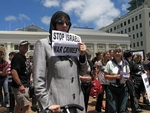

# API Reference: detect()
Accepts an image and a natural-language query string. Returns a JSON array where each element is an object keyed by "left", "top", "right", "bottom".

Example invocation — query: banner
[
  {"left": 52, "top": 30, "right": 81, "bottom": 57},
  {"left": 141, "top": 74, "right": 150, "bottom": 102}
]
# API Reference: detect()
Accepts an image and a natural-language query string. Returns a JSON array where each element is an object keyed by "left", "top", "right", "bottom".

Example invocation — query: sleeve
[
  {"left": 129, "top": 61, "right": 135, "bottom": 76},
  {"left": 33, "top": 40, "right": 52, "bottom": 110},
  {"left": 11, "top": 55, "right": 20, "bottom": 72},
  {"left": 79, "top": 55, "right": 89, "bottom": 76},
  {"left": 126, "top": 65, "right": 130, "bottom": 73},
  {"left": 104, "top": 61, "right": 111, "bottom": 73}
]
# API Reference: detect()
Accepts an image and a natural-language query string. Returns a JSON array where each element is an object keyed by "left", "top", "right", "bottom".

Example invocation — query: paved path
[{"left": 0, "top": 96, "right": 150, "bottom": 113}]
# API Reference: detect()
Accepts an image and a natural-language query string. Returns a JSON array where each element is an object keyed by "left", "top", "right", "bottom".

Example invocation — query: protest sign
[
  {"left": 52, "top": 30, "right": 82, "bottom": 57},
  {"left": 142, "top": 74, "right": 150, "bottom": 102}
]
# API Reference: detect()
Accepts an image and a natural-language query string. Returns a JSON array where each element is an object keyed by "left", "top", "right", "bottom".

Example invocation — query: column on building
[
  {"left": 106, "top": 43, "right": 109, "bottom": 51},
  {"left": 5, "top": 42, "right": 11, "bottom": 61},
  {"left": 127, "top": 44, "right": 130, "bottom": 50},
  {"left": 93, "top": 42, "right": 98, "bottom": 55}
]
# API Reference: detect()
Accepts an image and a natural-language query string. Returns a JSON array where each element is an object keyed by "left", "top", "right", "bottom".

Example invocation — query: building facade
[
  {"left": 100, "top": 0, "right": 150, "bottom": 53},
  {"left": 0, "top": 25, "right": 130, "bottom": 61}
]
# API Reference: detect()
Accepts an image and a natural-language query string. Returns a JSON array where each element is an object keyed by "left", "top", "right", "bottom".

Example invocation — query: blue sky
[{"left": 0, "top": 0, "right": 130, "bottom": 31}]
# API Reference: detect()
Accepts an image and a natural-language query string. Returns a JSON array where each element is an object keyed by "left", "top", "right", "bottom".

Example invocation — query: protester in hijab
[{"left": 33, "top": 11, "right": 88, "bottom": 113}]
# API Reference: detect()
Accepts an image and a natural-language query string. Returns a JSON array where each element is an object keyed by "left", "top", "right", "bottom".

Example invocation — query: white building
[
  {"left": 100, "top": 0, "right": 150, "bottom": 53},
  {"left": 0, "top": 25, "right": 130, "bottom": 61}
]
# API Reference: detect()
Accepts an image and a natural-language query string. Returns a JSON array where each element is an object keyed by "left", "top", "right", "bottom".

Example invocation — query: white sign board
[
  {"left": 52, "top": 30, "right": 81, "bottom": 57},
  {"left": 141, "top": 74, "right": 150, "bottom": 102}
]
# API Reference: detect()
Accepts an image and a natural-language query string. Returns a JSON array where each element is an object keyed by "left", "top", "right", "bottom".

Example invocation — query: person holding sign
[
  {"left": 104, "top": 46, "right": 130, "bottom": 113},
  {"left": 33, "top": 11, "right": 88, "bottom": 113},
  {"left": 130, "top": 53, "right": 149, "bottom": 105}
]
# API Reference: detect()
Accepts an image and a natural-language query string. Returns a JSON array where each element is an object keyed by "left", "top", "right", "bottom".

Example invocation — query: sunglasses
[{"left": 56, "top": 20, "right": 71, "bottom": 26}]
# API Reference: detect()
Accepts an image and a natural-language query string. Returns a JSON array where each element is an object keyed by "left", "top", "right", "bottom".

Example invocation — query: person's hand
[
  {"left": 80, "top": 75, "right": 92, "bottom": 82},
  {"left": 48, "top": 105, "right": 61, "bottom": 113},
  {"left": 19, "top": 85, "right": 26, "bottom": 93},
  {"left": 116, "top": 74, "right": 122, "bottom": 80},
  {"left": 144, "top": 70, "right": 148, "bottom": 75},
  {"left": 78, "top": 42, "right": 86, "bottom": 56}
]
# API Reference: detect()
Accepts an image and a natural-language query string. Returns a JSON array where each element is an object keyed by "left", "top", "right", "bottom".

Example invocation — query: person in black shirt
[
  {"left": 11, "top": 40, "right": 31, "bottom": 113},
  {"left": 124, "top": 50, "right": 142, "bottom": 113},
  {"left": 130, "top": 53, "right": 149, "bottom": 107}
]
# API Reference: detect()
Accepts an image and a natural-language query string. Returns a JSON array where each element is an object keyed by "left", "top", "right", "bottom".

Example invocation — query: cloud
[
  {"left": 62, "top": 1, "right": 84, "bottom": 13},
  {"left": 41, "top": 0, "right": 131, "bottom": 29},
  {"left": 18, "top": 14, "right": 30, "bottom": 21},
  {"left": 5, "top": 16, "right": 17, "bottom": 21},
  {"left": 41, "top": 16, "right": 51, "bottom": 25},
  {"left": 41, "top": 0, "right": 59, "bottom": 7},
  {"left": 121, "top": 0, "right": 130, "bottom": 12},
  {"left": 122, "top": 4, "right": 129, "bottom": 11},
  {"left": 5, "top": 14, "right": 30, "bottom": 22},
  {"left": 61, "top": 0, "right": 120, "bottom": 29}
]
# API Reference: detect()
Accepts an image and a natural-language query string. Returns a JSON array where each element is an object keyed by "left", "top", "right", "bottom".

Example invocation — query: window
[
  {"left": 14, "top": 45, "right": 19, "bottom": 50},
  {"left": 133, "top": 34, "right": 135, "bottom": 39},
  {"left": 132, "top": 18, "right": 134, "bottom": 22},
  {"left": 137, "top": 42, "right": 139, "bottom": 47},
  {"left": 114, "top": 26, "right": 116, "bottom": 30},
  {"left": 124, "top": 21, "right": 126, "bottom": 26},
  {"left": 120, "top": 23, "right": 123, "bottom": 27},
  {"left": 139, "top": 23, "right": 142, "bottom": 28},
  {"left": 109, "top": 44, "right": 117, "bottom": 50},
  {"left": 121, "top": 30, "right": 123, "bottom": 34},
  {"left": 128, "top": 27, "right": 131, "bottom": 32},
  {"left": 139, "top": 14, "right": 142, "bottom": 19},
  {"left": 125, "top": 29, "right": 127, "bottom": 33},
  {"left": 141, "top": 41, "right": 143, "bottom": 46},
  {"left": 110, "top": 28, "right": 112, "bottom": 32},
  {"left": 140, "top": 32, "right": 143, "bottom": 37},
  {"left": 149, "top": 12, "right": 150, "bottom": 17},
  {"left": 136, "top": 24, "right": 138, "bottom": 29},
  {"left": 132, "top": 26, "right": 134, "bottom": 31},
  {"left": 133, "top": 43, "right": 135, "bottom": 47},
  {"left": 117, "top": 25, "right": 119, "bottom": 29},
  {"left": 85, "top": 44, "right": 93, "bottom": 51},
  {"left": 30, "top": 45, "right": 34, "bottom": 50},
  {"left": 137, "top": 33, "right": 139, "bottom": 38},
  {"left": 135, "top": 16, "right": 138, "bottom": 21},
  {"left": 128, "top": 19, "right": 130, "bottom": 24},
  {"left": 98, "top": 44, "right": 106, "bottom": 51}
]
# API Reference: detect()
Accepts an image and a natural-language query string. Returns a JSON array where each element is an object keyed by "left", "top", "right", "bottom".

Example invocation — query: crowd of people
[
  {"left": 83, "top": 47, "right": 150, "bottom": 113},
  {"left": 0, "top": 11, "right": 149, "bottom": 113}
]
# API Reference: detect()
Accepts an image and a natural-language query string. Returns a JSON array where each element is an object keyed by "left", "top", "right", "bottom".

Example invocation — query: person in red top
[
  {"left": 7, "top": 52, "right": 16, "bottom": 113},
  {"left": 0, "top": 49, "right": 9, "bottom": 107}
]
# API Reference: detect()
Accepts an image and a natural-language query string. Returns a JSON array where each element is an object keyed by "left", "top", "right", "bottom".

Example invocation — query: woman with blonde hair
[{"left": 130, "top": 53, "right": 149, "bottom": 106}]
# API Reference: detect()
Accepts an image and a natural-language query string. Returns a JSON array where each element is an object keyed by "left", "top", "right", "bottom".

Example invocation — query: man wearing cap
[{"left": 11, "top": 40, "right": 31, "bottom": 113}]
